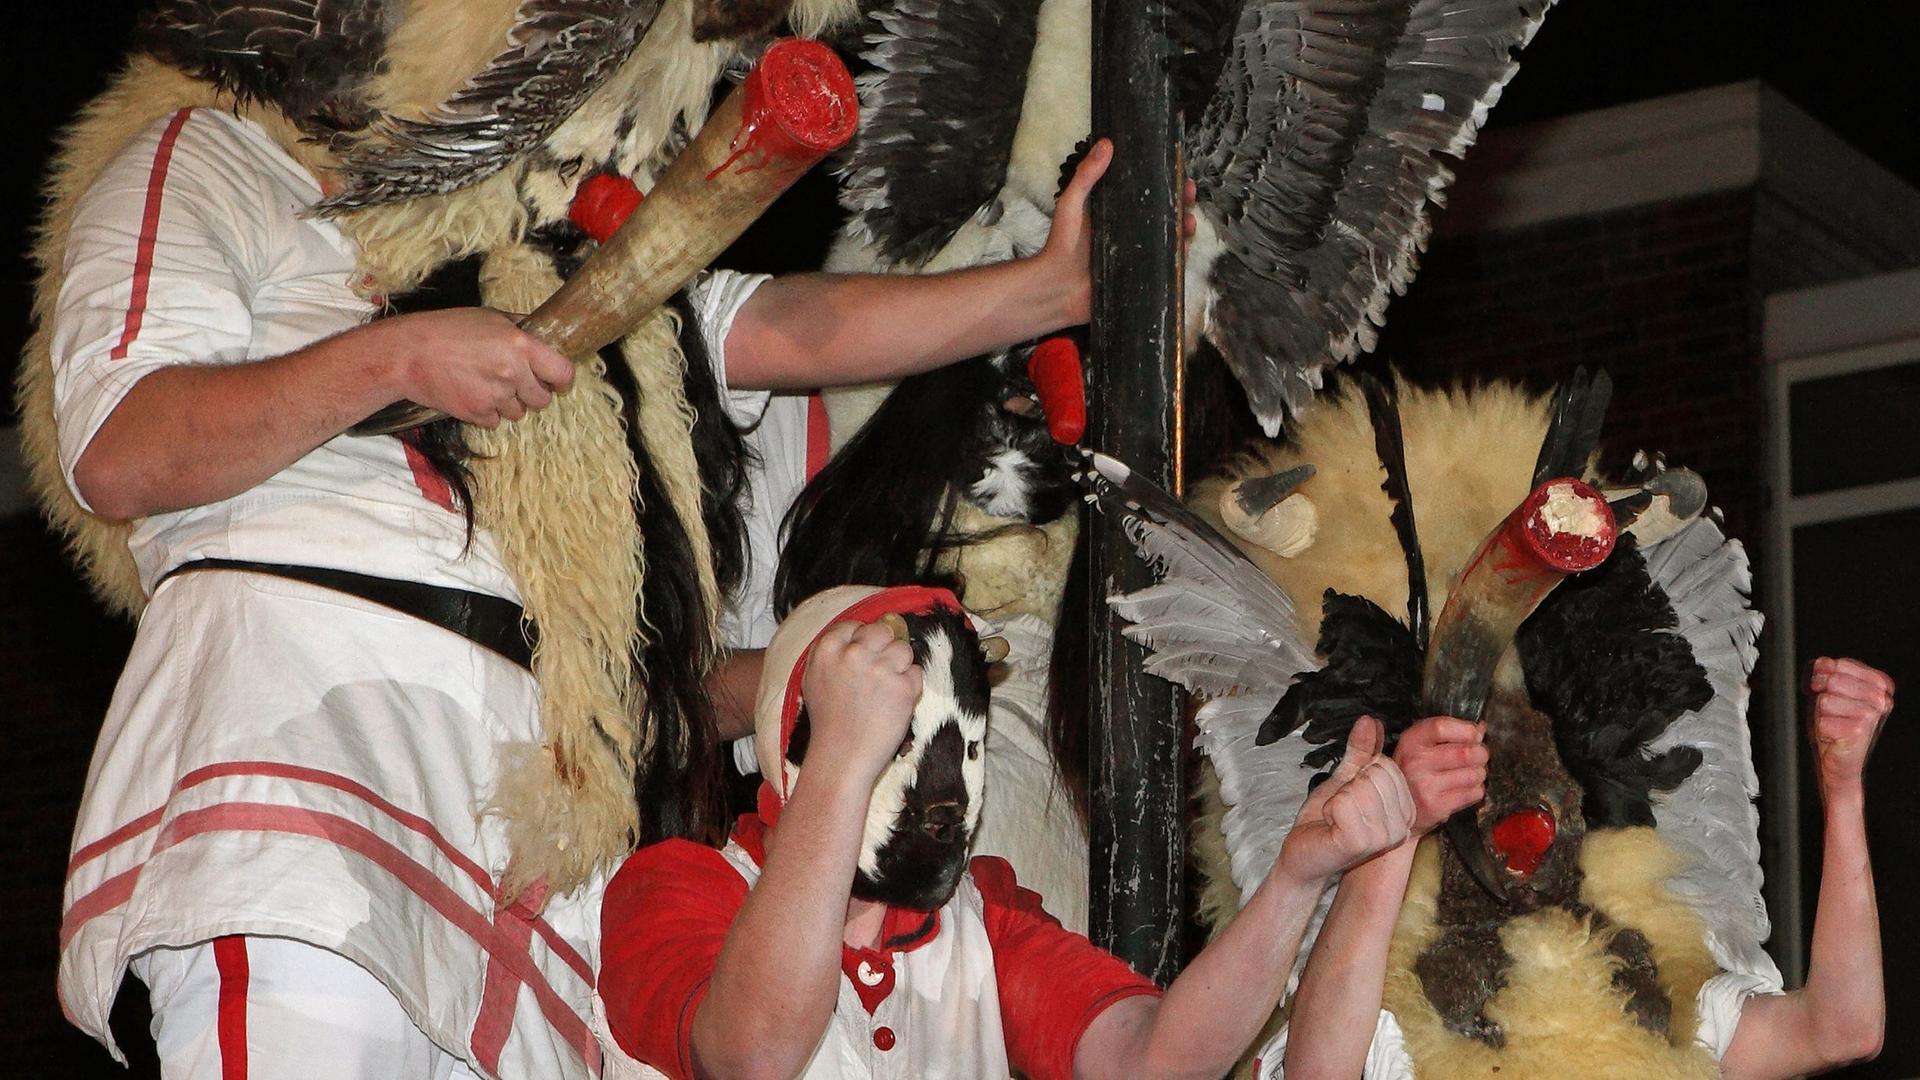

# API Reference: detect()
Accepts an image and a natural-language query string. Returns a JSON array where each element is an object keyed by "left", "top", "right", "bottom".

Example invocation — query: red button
[{"left": 873, "top": 1026, "right": 896, "bottom": 1052}]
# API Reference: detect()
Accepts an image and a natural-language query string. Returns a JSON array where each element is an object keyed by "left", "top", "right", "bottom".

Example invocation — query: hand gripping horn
[
  {"left": 1423, "top": 478, "right": 1617, "bottom": 902},
  {"left": 354, "top": 38, "right": 859, "bottom": 435}
]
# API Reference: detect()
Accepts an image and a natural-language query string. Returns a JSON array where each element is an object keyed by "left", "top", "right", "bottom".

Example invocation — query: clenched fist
[
  {"left": 800, "top": 620, "right": 924, "bottom": 784},
  {"left": 1808, "top": 657, "right": 1894, "bottom": 798},
  {"left": 1278, "top": 717, "right": 1415, "bottom": 884},
  {"left": 374, "top": 308, "right": 576, "bottom": 429}
]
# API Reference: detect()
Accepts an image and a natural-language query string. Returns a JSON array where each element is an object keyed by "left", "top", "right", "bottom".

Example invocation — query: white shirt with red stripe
[
  {"left": 52, "top": 107, "right": 764, "bottom": 1080},
  {"left": 600, "top": 816, "right": 1162, "bottom": 1080}
]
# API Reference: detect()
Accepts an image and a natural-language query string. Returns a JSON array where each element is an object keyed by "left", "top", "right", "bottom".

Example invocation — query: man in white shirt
[{"left": 49, "top": 54, "right": 1119, "bottom": 1080}]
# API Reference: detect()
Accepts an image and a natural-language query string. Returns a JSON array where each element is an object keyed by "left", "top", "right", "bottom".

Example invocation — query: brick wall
[{"left": 1374, "top": 190, "right": 1768, "bottom": 543}]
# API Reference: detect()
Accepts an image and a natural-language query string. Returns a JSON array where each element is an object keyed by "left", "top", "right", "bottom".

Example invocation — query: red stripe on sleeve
[
  {"left": 110, "top": 108, "right": 195, "bottom": 362},
  {"left": 213, "top": 935, "right": 250, "bottom": 1080},
  {"left": 400, "top": 437, "right": 458, "bottom": 511},
  {"left": 805, "top": 392, "right": 831, "bottom": 481}
]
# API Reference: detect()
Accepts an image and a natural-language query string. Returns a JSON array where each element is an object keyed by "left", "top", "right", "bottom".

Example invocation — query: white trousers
[{"left": 133, "top": 937, "right": 484, "bottom": 1080}]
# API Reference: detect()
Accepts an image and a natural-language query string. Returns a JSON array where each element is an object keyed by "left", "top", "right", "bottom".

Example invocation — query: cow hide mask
[{"left": 756, "top": 587, "right": 997, "bottom": 912}]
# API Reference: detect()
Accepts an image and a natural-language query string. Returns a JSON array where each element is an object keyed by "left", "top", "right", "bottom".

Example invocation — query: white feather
[{"left": 1642, "top": 519, "right": 1775, "bottom": 979}]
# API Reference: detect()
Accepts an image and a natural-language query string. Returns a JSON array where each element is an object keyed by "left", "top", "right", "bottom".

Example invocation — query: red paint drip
[
  {"left": 1518, "top": 477, "right": 1615, "bottom": 572},
  {"left": 712, "top": 38, "right": 857, "bottom": 180},
  {"left": 1026, "top": 336, "right": 1086, "bottom": 444},
  {"left": 1491, "top": 807, "right": 1557, "bottom": 877},
  {"left": 569, "top": 173, "right": 643, "bottom": 244}
]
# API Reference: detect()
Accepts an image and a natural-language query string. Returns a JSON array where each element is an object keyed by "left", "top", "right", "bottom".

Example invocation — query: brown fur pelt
[
  {"left": 1184, "top": 377, "right": 1724, "bottom": 1077},
  {"left": 18, "top": 0, "right": 859, "bottom": 898},
  {"left": 1384, "top": 830, "right": 1720, "bottom": 1080}
]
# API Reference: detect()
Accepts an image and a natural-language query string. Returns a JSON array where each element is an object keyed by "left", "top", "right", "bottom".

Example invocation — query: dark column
[{"left": 1084, "top": 0, "right": 1187, "bottom": 984}]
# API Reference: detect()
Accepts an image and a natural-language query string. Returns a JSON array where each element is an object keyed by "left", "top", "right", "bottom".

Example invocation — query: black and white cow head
[
  {"left": 765, "top": 591, "right": 1003, "bottom": 912},
  {"left": 955, "top": 340, "right": 1080, "bottom": 525}
]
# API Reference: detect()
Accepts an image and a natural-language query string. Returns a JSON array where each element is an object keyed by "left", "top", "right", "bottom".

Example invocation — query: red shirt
[{"left": 600, "top": 815, "right": 1160, "bottom": 1080}]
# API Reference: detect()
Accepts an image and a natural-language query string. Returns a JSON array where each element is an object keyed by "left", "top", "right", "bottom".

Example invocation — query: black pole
[{"left": 1085, "top": 0, "right": 1186, "bottom": 984}]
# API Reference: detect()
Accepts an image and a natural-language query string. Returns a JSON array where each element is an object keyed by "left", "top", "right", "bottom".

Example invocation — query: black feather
[
  {"left": 322, "top": 0, "right": 665, "bottom": 211},
  {"left": 138, "top": 0, "right": 396, "bottom": 137},
  {"left": 1185, "top": 0, "right": 1556, "bottom": 430},
  {"left": 1166, "top": 0, "right": 1240, "bottom": 123},
  {"left": 1359, "top": 374, "right": 1430, "bottom": 652},
  {"left": 1261, "top": 590, "right": 1423, "bottom": 773},
  {"left": 841, "top": 0, "right": 1043, "bottom": 265},
  {"left": 1517, "top": 537, "right": 1711, "bottom": 828},
  {"left": 1532, "top": 367, "right": 1613, "bottom": 486}
]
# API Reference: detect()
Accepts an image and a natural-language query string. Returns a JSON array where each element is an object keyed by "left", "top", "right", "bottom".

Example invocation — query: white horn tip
[{"left": 1220, "top": 486, "right": 1319, "bottom": 558}]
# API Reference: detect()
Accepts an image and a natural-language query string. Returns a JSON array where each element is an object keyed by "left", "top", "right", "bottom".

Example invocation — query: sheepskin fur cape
[
  {"left": 1189, "top": 380, "right": 1719, "bottom": 1078},
  {"left": 17, "top": 0, "right": 857, "bottom": 898}
]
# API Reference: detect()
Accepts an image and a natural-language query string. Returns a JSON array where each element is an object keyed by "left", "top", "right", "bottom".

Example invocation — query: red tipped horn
[
  {"left": 356, "top": 38, "right": 859, "bottom": 435},
  {"left": 1425, "top": 478, "right": 1615, "bottom": 902}
]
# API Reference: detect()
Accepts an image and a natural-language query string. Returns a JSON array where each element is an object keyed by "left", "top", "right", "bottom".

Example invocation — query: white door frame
[{"left": 1762, "top": 268, "right": 1920, "bottom": 986}]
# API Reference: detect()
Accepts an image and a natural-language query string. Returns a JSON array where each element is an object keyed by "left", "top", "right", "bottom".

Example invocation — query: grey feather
[
  {"left": 1640, "top": 517, "right": 1774, "bottom": 980},
  {"left": 838, "top": 0, "right": 1043, "bottom": 266},
  {"left": 1188, "top": 0, "right": 1556, "bottom": 433},
  {"left": 138, "top": 0, "right": 399, "bottom": 135},
  {"left": 1083, "top": 449, "right": 1333, "bottom": 982},
  {"left": 322, "top": 0, "right": 666, "bottom": 211}
]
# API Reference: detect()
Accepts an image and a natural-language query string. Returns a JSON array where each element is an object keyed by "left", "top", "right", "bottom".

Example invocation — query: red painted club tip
[
  {"left": 1027, "top": 336, "right": 1086, "bottom": 445},
  {"left": 1519, "top": 477, "right": 1616, "bottom": 572},
  {"left": 1490, "top": 806, "right": 1556, "bottom": 877},
  {"left": 568, "top": 172, "right": 644, "bottom": 244},
  {"left": 750, "top": 39, "right": 859, "bottom": 153}
]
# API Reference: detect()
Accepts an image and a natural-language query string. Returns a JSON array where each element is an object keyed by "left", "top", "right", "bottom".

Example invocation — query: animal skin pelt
[
  {"left": 1154, "top": 376, "right": 1759, "bottom": 1078},
  {"left": 1383, "top": 830, "right": 1720, "bottom": 1080},
  {"left": 18, "top": 0, "right": 859, "bottom": 898},
  {"left": 1188, "top": 378, "right": 1554, "bottom": 644}
]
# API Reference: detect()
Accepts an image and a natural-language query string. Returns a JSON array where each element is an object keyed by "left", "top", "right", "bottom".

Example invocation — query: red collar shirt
[{"left": 600, "top": 816, "right": 1159, "bottom": 1080}]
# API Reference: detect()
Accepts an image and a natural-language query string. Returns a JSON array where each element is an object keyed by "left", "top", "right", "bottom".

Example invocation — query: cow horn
[
  {"left": 353, "top": 38, "right": 858, "bottom": 434},
  {"left": 980, "top": 636, "right": 1010, "bottom": 665},
  {"left": 1219, "top": 465, "right": 1318, "bottom": 557},
  {"left": 1423, "top": 477, "right": 1617, "bottom": 903}
]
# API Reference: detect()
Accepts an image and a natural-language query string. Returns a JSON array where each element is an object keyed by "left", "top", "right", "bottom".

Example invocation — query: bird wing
[
  {"left": 323, "top": 0, "right": 666, "bottom": 211},
  {"left": 1083, "top": 451, "right": 1335, "bottom": 979},
  {"left": 1186, "top": 0, "right": 1555, "bottom": 433},
  {"left": 1641, "top": 517, "right": 1775, "bottom": 979},
  {"left": 1081, "top": 451, "right": 1313, "bottom": 701},
  {"left": 838, "top": 0, "right": 1046, "bottom": 268},
  {"left": 138, "top": 0, "right": 398, "bottom": 134}
]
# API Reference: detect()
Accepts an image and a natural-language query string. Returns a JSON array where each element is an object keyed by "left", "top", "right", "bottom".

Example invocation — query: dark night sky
[{"left": 1, "top": 1, "right": 1916, "bottom": 399}]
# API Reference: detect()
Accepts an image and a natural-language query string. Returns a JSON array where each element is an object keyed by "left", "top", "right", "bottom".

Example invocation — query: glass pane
[
  {"left": 1791, "top": 505, "right": 1920, "bottom": 1079},
  {"left": 1788, "top": 360, "right": 1920, "bottom": 496}
]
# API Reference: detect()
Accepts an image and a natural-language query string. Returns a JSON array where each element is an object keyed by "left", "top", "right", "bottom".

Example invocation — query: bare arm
[
  {"left": 722, "top": 140, "right": 1114, "bottom": 392},
  {"left": 709, "top": 648, "right": 765, "bottom": 743},
  {"left": 1282, "top": 717, "right": 1487, "bottom": 1079},
  {"left": 690, "top": 621, "right": 922, "bottom": 1080},
  {"left": 73, "top": 308, "right": 575, "bottom": 521},
  {"left": 1073, "top": 719, "right": 1417, "bottom": 1080},
  {"left": 1721, "top": 657, "right": 1891, "bottom": 1080}
]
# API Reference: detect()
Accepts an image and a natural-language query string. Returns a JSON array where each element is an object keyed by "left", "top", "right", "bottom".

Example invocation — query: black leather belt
[{"left": 161, "top": 558, "right": 538, "bottom": 671}]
